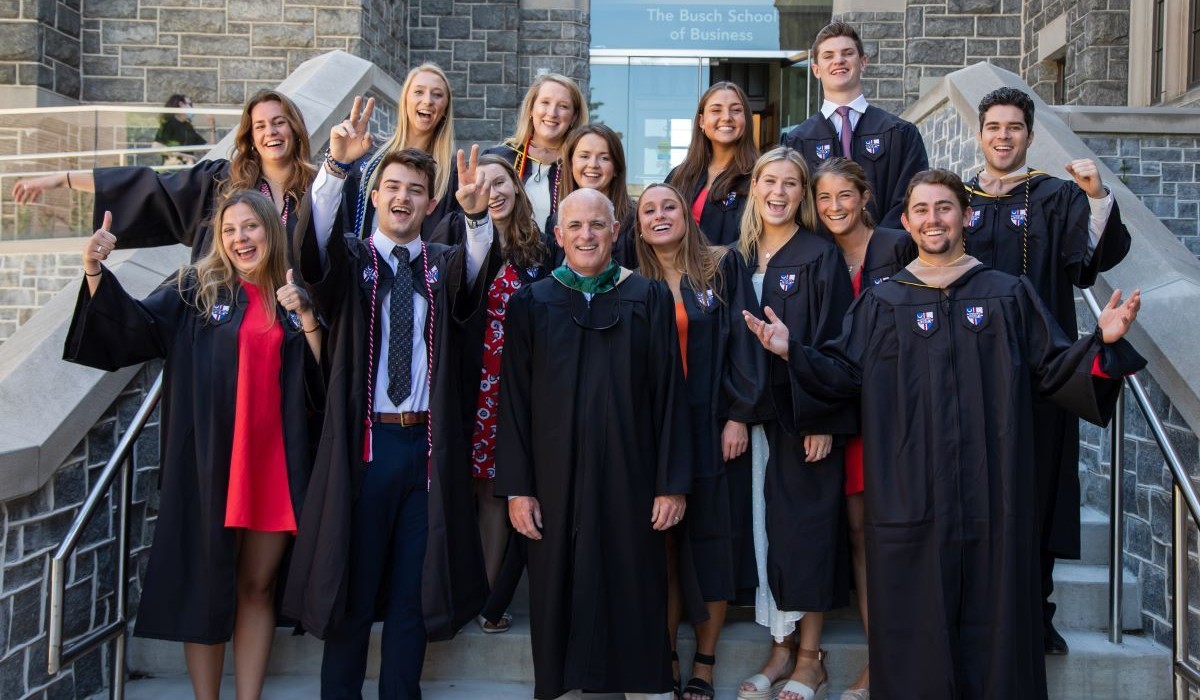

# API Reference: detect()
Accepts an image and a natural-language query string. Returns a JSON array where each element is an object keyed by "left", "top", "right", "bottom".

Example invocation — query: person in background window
[{"left": 154, "top": 93, "right": 216, "bottom": 166}]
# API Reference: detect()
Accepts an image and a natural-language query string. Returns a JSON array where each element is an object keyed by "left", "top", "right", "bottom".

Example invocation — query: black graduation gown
[
  {"left": 63, "top": 268, "right": 320, "bottom": 644},
  {"left": 89, "top": 160, "right": 322, "bottom": 283},
  {"left": 781, "top": 106, "right": 928, "bottom": 229},
  {"left": 742, "top": 229, "right": 857, "bottom": 612},
  {"left": 481, "top": 143, "right": 562, "bottom": 235},
  {"left": 280, "top": 222, "right": 489, "bottom": 640},
  {"left": 493, "top": 273, "right": 692, "bottom": 699},
  {"left": 675, "top": 252, "right": 765, "bottom": 618},
  {"left": 859, "top": 226, "right": 917, "bottom": 289},
  {"left": 782, "top": 265, "right": 1145, "bottom": 700},
  {"left": 335, "top": 148, "right": 461, "bottom": 242},
  {"left": 964, "top": 173, "right": 1131, "bottom": 558},
  {"left": 665, "top": 167, "right": 751, "bottom": 246}
]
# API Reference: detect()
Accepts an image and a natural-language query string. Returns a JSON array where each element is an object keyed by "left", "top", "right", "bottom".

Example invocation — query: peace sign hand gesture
[
  {"left": 330, "top": 95, "right": 376, "bottom": 165},
  {"left": 454, "top": 145, "right": 492, "bottom": 216}
]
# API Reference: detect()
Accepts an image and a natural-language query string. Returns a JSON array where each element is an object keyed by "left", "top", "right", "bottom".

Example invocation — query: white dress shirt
[{"left": 820, "top": 93, "right": 870, "bottom": 139}]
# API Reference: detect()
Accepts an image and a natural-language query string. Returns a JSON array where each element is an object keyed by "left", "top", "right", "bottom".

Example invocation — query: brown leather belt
[{"left": 374, "top": 411, "right": 428, "bottom": 426}]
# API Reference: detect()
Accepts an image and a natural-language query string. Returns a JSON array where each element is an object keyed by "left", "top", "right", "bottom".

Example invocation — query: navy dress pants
[{"left": 322, "top": 424, "right": 429, "bottom": 700}]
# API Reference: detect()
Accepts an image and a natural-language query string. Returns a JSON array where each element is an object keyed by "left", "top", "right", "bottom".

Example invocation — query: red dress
[
  {"left": 224, "top": 282, "right": 297, "bottom": 532},
  {"left": 674, "top": 301, "right": 689, "bottom": 377},
  {"left": 845, "top": 268, "right": 865, "bottom": 496},
  {"left": 691, "top": 187, "right": 709, "bottom": 225},
  {"left": 471, "top": 264, "right": 523, "bottom": 479}
]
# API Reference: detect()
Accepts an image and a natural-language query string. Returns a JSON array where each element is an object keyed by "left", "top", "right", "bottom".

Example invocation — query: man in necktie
[
  {"left": 781, "top": 21, "right": 928, "bottom": 229},
  {"left": 299, "top": 96, "right": 494, "bottom": 699}
]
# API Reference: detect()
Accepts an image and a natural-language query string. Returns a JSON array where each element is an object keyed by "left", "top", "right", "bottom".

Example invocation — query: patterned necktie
[
  {"left": 387, "top": 244, "right": 414, "bottom": 405},
  {"left": 836, "top": 105, "right": 853, "bottom": 157}
]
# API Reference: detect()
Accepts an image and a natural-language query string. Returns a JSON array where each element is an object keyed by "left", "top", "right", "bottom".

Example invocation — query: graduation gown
[
  {"left": 89, "top": 160, "right": 321, "bottom": 282},
  {"left": 783, "top": 265, "right": 1145, "bottom": 699},
  {"left": 280, "top": 221, "right": 489, "bottom": 640},
  {"left": 964, "top": 173, "right": 1131, "bottom": 558},
  {"left": 859, "top": 226, "right": 917, "bottom": 289},
  {"left": 742, "top": 229, "right": 857, "bottom": 612},
  {"left": 335, "top": 148, "right": 461, "bottom": 242},
  {"left": 781, "top": 106, "right": 928, "bottom": 229},
  {"left": 665, "top": 168, "right": 751, "bottom": 246},
  {"left": 493, "top": 272, "right": 692, "bottom": 699},
  {"left": 63, "top": 268, "right": 321, "bottom": 644},
  {"left": 675, "top": 252, "right": 766, "bottom": 618}
]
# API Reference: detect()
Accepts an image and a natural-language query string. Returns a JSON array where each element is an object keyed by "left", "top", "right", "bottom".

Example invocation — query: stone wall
[
  {"left": 1081, "top": 134, "right": 1200, "bottom": 255},
  {"left": 1022, "top": 0, "right": 1130, "bottom": 107},
  {"left": 76, "top": 0, "right": 395, "bottom": 107},
  {"left": 902, "top": 0, "right": 1022, "bottom": 110},
  {"left": 0, "top": 247, "right": 84, "bottom": 344},
  {"left": 0, "top": 0, "right": 82, "bottom": 100},
  {"left": 0, "top": 363, "right": 161, "bottom": 699}
]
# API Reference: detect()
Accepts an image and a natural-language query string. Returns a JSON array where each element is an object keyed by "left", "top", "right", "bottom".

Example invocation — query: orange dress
[
  {"left": 845, "top": 268, "right": 865, "bottom": 495},
  {"left": 675, "top": 301, "right": 689, "bottom": 377},
  {"left": 224, "top": 282, "right": 297, "bottom": 532}
]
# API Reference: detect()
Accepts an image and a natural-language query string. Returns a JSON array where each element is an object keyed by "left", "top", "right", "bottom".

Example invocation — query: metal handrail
[
  {"left": 1083, "top": 288, "right": 1200, "bottom": 699},
  {"left": 47, "top": 372, "right": 162, "bottom": 699}
]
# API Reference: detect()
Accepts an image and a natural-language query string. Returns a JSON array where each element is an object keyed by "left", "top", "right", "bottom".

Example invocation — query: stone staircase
[{"left": 117, "top": 506, "right": 1172, "bottom": 699}]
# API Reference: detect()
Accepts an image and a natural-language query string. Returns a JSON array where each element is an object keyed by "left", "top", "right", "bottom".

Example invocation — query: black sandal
[
  {"left": 672, "top": 649, "right": 682, "bottom": 699},
  {"left": 683, "top": 652, "right": 716, "bottom": 700}
]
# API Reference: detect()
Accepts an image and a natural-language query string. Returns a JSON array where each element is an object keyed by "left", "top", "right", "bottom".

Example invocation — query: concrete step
[
  {"left": 1079, "top": 505, "right": 1112, "bottom": 567},
  {"left": 123, "top": 624, "right": 1169, "bottom": 699},
  {"left": 1050, "top": 562, "right": 1142, "bottom": 631},
  {"left": 126, "top": 619, "right": 1166, "bottom": 696}
]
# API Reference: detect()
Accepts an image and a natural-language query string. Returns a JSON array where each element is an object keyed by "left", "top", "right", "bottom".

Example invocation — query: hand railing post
[
  {"left": 1176, "top": 484, "right": 1189, "bottom": 700},
  {"left": 1109, "top": 387, "right": 1126, "bottom": 644},
  {"left": 112, "top": 454, "right": 132, "bottom": 699}
]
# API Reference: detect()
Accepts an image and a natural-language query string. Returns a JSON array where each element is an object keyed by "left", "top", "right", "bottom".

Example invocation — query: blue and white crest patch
[
  {"left": 815, "top": 143, "right": 831, "bottom": 160},
  {"left": 965, "top": 305, "right": 984, "bottom": 326},
  {"left": 526, "top": 264, "right": 542, "bottom": 278},
  {"left": 967, "top": 209, "right": 981, "bottom": 227},
  {"left": 778, "top": 273, "right": 797, "bottom": 292},
  {"left": 362, "top": 265, "right": 377, "bottom": 284},
  {"left": 724, "top": 191, "right": 738, "bottom": 207},
  {"left": 426, "top": 265, "right": 440, "bottom": 284},
  {"left": 864, "top": 137, "right": 881, "bottom": 155},
  {"left": 211, "top": 303, "right": 231, "bottom": 322},
  {"left": 695, "top": 288, "right": 715, "bottom": 309},
  {"left": 915, "top": 310, "right": 935, "bottom": 332},
  {"left": 1010, "top": 208, "right": 1027, "bottom": 227}
]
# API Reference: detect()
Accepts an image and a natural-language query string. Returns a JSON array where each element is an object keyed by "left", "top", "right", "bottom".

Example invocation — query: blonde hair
[
  {"left": 634, "top": 183, "right": 726, "bottom": 305},
  {"left": 505, "top": 74, "right": 589, "bottom": 149},
  {"left": 738, "top": 147, "right": 816, "bottom": 261},
  {"left": 367, "top": 63, "right": 455, "bottom": 203},
  {"left": 182, "top": 190, "right": 288, "bottom": 324}
]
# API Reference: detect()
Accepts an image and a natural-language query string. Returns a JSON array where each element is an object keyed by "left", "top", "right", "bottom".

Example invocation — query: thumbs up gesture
[
  {"left": 276, "top": 268, "right": 312, "bottom": 314},
  {"left": 83, "top": 210, "right": 117, "bottom": 275}
]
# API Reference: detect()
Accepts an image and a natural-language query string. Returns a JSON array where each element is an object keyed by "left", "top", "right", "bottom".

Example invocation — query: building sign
[{"left": 591, "top": 1, "right": 781, "bottom": 52}]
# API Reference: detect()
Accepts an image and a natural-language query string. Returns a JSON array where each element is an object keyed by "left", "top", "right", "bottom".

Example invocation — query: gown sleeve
[
  {"left": 784, "top": 292, "right": 876, "bottom": 405},
  {"left": 91, "top": 159, "right": 229, "bottom": 249},
  {"left": 1019, "top": 277, "right": 1145, "bottom": 426},
  {"left": 718, "top": 250, "right": 767, "bottom": 423},
  {"left": 1057, "top": 182, "right": 1131, "bottom": 287},
  {"left": 493, "top": 286, "right": 537, "bottom": 498},
  {"left": 877, "top": 123, "right": 928, "bottom": 229},
  {"left": 63, "top": 268, "right": 188, "bottom": 371},
  {"left": 647, "top": 280, "right": 693, "bottom": 496}
]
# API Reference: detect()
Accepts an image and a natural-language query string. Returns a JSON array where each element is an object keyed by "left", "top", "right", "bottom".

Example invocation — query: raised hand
[
  {"left": 1065, "top": 158, "right": 1106, "bottom": 199},
  {"left": 1097, "top": 288, "right": 1141, "bottom": 344},
  {"left": 454, "top": 145, "right": 491, "bottom": 215},
  {"left": 743, "top": 306, "right": 791, "bottom": 359},
  {"left": 83, "top": 211, "right": 117, "bottom": 275},
  {"left": 12, "top": 174, "right": 66, "bottom": 204},
  {"left": 275, "top": 268, "right": 312, "bottom": 315},
  {"left": 329, "top": 95, "right": 376, "bottom": 165}
]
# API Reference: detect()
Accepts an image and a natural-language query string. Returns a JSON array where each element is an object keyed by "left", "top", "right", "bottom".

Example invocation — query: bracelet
[
  {"left": 302, "top": 324, "right": 319, "bottom": 334},
  {"left": 84, "top": 268, "right": 102, "bottom": 277},
  {"left": 66, "top": 172, "right": 72, "bottom": 190},
  {"left": 325, "top": 149, "right": 352, "bottom": 172},
  {"left": 324, "top": 158, "right": 348, "bottom": 179},
  {"left": 465, "top": 210, "right": 488, "bottom": 227}
]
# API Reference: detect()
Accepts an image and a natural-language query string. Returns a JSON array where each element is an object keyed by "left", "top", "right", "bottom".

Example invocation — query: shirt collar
[
  {"left": 371, "top": 230, "right": 422, "bottom": 268},
  {"left": 820, "top": 94, "right": 870, "bottom": 119}
]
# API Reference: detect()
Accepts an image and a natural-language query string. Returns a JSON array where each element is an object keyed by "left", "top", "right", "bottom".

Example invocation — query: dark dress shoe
[{"left": 1044, "top": 622, "right": 1069, "bottom": 655}]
